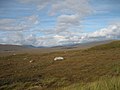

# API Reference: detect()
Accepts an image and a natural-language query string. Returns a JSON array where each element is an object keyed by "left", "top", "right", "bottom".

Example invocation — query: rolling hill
[
  {"left": 0, "top": 40, "right": 120, "bottom": 90},
  {"left": 0, "top": 40, "right": 113, "bottom": 57}
]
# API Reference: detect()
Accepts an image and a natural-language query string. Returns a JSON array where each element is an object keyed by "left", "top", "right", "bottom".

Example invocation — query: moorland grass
[
  {"left": 0, "top": 41, "right": 120, "bottom": 90},
  {"left": 58, "top": 77, "right": 120, "bottom": 90}
]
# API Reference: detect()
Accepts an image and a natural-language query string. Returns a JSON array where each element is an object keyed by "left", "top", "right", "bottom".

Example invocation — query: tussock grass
[{"left": 58, "top": 77, "right": 120, "bottom": 90}]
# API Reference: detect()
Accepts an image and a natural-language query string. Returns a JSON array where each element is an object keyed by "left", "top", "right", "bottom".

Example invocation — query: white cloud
[
  {"left": 18, "top": 0, "right": 93, "bottom": 34},
  {"left": 1, "top": 31, "right": 24, "bottom": 45},
  {"left": 19, "top": 0, "right": 92, "bottom": 15},
  {"left": 1, "top": 23, "right": 119, "bottom": 47},
  {"left": 0, "top": 15, "right": 39, "bottom": 31},
  {"left": 0, "top": 0, "right": 119, "bottom": 46},
  {"left": 58, "top": 15, "right": 79, "bottom": 25},
  {"left": 55, "top": 14, "right": 80, "bottom": 32},
  {"left": 37, "top": 23, "right": 120, "bottom": 46},
  {"left": 0, "top": 19, "right": 15, "bottom": 25},
  {"left": 49, "top": 0, "right": 92, "bottom": 16},
  {"left": 80, "top": 24, "right": 120, "bottom": 42}
]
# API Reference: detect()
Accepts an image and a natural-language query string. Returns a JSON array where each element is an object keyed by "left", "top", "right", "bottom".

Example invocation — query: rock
[
  {"left": 23, "top": 57, "right": 27, "bottom": 60},
  {"left": 29, "top": 60, "right": 34, "bottom": 63},
  {"left": 13, "top": 53, "right": 16, "bottom": 55}
]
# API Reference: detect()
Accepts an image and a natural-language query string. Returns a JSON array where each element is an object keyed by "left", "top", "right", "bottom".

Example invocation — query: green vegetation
[
  {"left": 0, "top": 41, "right": 120, "bottom": 90},
  {"left": 58, "top": 77, "right": 120, "bottom": 90},
  {"left": 89, "top": 40, "right": 120, "bottom": 50}
]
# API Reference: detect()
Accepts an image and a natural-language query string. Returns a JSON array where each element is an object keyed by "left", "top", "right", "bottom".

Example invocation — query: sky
[{"left": 0, "top": 0, "right": 120, "bottom": 47}]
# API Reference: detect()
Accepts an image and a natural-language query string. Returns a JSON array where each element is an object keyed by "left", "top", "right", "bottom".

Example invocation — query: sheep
[{"left": 54, "top": 57, "right": 64, "bottom": 61}]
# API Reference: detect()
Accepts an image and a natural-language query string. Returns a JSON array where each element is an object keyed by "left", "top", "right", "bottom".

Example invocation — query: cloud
[
  {"left": 18, "top": 0, "right": 93, "bottom": 34},
  {"left": 0, "top": 31, "right": 24, "bottom": 45},
  {"left": 0, "top": 15, "right": 39, "bottom": 31},
  {"left": 55, "top": 14, "right": 80, "bottom": 33},
  {"left": 80, "top": 24, "right": 120, "bottom": 42},
  {"left": 57, "top": 15, "right": 79, "bottom": 25},
  {"left": 0, "top": 23, "right": 119, "bottom": 47},
  {"left": 0, "top": 0, "right": 119, "bottom": 47},
  {"left": 40, "top": 23, "right": 120, "bottom": 46},
  {"left": 0, "top": 19, "right": 15, "bottom": 25},
  {"left": 0, "top": 31, "right": 37, "bottom": 46},
  {"left": 49, "top": 0, "right": 92, "bottom": 16},
  {"left": 19, "top": 0, "right": 92, "bottom": 15}
]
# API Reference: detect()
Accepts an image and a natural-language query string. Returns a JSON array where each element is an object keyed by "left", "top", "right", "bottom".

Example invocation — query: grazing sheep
[{"left": 54, "top": 57, "right": 64, "bottom": 61}]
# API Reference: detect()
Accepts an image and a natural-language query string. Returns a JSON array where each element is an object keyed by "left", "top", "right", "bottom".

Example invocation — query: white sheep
[{"left": 54, "top": 57, "right": 64, "bottom": 61}]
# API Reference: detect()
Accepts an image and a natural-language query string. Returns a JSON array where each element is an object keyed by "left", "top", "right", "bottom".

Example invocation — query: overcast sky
[{"left": 0, "top": 0, "right": 120, "bottom": 47}]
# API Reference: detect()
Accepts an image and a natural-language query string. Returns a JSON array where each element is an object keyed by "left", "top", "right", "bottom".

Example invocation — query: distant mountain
[
  {"left": 0, "top": 44, "right": 46, "bottom": 52},
  {"left": 22, "top": 45, "right": 36, "bottom": 48},
  {"left": 0, "top": 44, "right": 26, "bottom": 51},
  {"left": 52, "top": 40, "right": 114, "bottom": 49},
  {"left": 0, "top": 40, "right": 114, "bottom": 52}
]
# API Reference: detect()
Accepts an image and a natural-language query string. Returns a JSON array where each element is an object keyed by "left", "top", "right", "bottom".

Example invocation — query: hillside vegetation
[
  {"left": 0, "top": 40, "right": 120, "bottom": 90},
  {"left": 89, "top": 40, "right": 120, "bottom": 50}
]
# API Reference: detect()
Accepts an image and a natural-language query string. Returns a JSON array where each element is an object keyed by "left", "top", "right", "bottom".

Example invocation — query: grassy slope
[
  {"left": 58, "top": 77, "right": 120, "bottom": 90},
  {"left": 0, "top": 41, "right": 120, "bottom": 90}
]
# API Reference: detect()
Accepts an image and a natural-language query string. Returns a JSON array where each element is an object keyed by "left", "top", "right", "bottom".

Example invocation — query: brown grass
[{"left": 0, "top": 41, "right": 120, "bottom": 90}]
